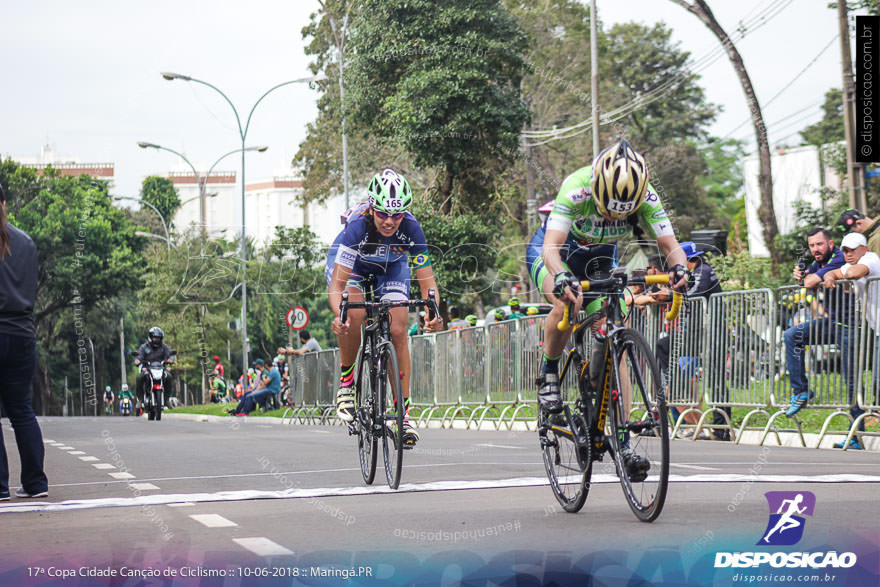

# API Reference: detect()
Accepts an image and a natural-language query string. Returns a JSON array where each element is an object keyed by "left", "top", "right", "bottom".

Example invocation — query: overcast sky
[{"left": 0, "top": 1, "right": 852, "bottom": 201}]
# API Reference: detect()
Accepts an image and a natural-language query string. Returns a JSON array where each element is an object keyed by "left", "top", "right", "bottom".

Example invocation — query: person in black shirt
[
  {"left": 784, "top": 228, "right": 849, "bottom": 417},
  {"left": 0, "top": 183, "right": 48, "bottom": 499},
  {"left": 134, "top": 326, "right": 174, "bottom": 408}
]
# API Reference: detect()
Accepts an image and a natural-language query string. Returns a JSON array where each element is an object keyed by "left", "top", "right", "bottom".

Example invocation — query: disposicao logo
[
  {"left": 714, "top": 490, "right": 857, "bottom": 570},
  {"left": 759, "top": 491, "right": 815, "bottom": 546}
]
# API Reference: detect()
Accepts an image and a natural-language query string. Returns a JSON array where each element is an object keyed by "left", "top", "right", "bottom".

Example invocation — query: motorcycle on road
[{"left": 141, "top": 352, "right": 175, "bottom": 421}]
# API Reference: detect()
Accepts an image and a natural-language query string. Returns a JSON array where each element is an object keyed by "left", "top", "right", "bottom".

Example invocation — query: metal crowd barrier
[
  {"left": 282, "top": 349, "right": 339, "bottom": 424},
  {"left": 276, "top": 281, "right": 879, "bottom": 450},
  {"left": 704, "top": 289, "right": 776, "bottom": 444}
]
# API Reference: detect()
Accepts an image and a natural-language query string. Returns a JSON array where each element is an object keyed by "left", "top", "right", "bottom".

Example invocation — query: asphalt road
[{"left": 1, "top": 415, "right": 878, "bottom": 586}]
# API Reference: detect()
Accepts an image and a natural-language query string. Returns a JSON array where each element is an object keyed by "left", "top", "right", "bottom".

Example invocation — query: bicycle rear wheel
[
  {"left": 608, "top": 328, "right": 669, "bottom": 522},
  {"left": 541, "top": 410, "right": 591, "bottom": 513},
  {"left": 378, "top": 342, "right": 404, "bottom": 489},
  {"left": 357, "top": 360, "right": 377, "bottom": 485}
]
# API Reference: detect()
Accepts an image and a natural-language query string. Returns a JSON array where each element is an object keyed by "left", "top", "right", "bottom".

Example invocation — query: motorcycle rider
[
  {"left": 134, "top": 327, "right": 174, "bottom": 409},
  {"left": 118, "top": 383, "right": 134, "bottom": 414}
]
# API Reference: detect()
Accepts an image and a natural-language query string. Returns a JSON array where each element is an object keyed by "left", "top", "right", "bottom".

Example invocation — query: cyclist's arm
[
  {"left": 328, "top": 263, "right": 354, "bottom": 321},
  {"left": 657, "top": 235, "right": 688, "bottom": 289},
  {"left": 541, "top": 228, "right": 569, "bottom": 278},
  {"left": 414, "top": 266, "right": 443, "bottom": 332}
]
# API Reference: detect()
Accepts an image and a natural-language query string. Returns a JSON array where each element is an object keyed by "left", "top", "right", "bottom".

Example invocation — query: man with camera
[
  {"left": 784, "top": 228, "right": 849, "bottom": 417},
  {"left": 838, "top": 209, "right": 880, "bottom": 257}
]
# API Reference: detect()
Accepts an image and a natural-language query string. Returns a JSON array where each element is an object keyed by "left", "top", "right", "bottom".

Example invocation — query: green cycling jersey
[{"left": 546, "top": 165, "right": 674, "bottom": 243}]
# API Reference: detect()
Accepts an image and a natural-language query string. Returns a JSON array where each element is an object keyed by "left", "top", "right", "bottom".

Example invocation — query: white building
[
  {"left": 168, "top": 170, "right": 238, "bottom": 238},
  {"left": 168, "top": 171, "right": 348, "bottom": 248},
  {"left": 743, "top": 145, "right": 842, "bottom": 257},
  {"left": 18, "top": 144, "right": 114, "bottom": 183}
]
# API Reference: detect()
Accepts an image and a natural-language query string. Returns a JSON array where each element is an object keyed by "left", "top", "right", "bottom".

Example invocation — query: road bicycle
[
  {"left": 339, "top": 276, "right": 439, "bottom": 489},
  {"left": 539, "top": 269, "right": 682, "bottom": 522}
]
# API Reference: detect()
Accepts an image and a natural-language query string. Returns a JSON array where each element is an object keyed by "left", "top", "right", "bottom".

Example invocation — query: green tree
[
  {"left": 346, "top": 0, "right": 530, "bottom": 213},
  {"left": 801, "top": 88, "right": 845, "bottom": 147},
  {"left": 411, "top": 201, "right": 499, "bottom": 312},
  {"left": 0, "top": 160, "right": 145, "bottom": 412},
  {"left": 140, "top": 175, "right": 181, "bottom": 226}
]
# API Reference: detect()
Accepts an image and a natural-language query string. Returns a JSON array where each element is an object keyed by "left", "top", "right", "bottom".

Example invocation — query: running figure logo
[{"left": 758, "top": 491, "right": 816, "bottom": 546}]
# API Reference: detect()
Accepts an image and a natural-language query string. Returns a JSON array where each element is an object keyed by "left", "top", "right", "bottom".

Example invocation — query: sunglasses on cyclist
[{"left": 373, "top": 209, "right": 405, "bottom": 221}]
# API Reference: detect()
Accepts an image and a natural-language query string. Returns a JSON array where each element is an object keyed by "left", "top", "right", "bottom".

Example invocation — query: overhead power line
[
  {"left": 523, "top": 0, "right": 795, "bottom": 147},
  {"left": 721, "top": 33, "right": 838, "bottom": 139}
]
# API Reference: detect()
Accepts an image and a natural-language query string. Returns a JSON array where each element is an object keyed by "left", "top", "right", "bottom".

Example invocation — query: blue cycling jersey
[{"left": 329, "top": 204, "right": 430, "bottom": 273}]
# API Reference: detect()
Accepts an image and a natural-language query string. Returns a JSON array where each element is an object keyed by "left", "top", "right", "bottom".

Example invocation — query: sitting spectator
[
  {"left": 494, "top": 309, "right": 507, "bottom": 322},
  {"left": 408, "top": 311, "right": 426, "bottom": 336},
  {"left": 447, "top": 305, "right": 470, "bottom": 330},
  {"left": 821, "top": 231, "right": 880, "bottom": 449},
  {"left": 508, "top": 297, "right": 525, "bottom": 319},
  {"left": 212, "top": 355, "right": 224, "bottom": 379},
  {"left": 286, "top": 330, "right": 322, "bottom": 355},
  {"left": 228, "top": 359, "right": 281, "bottom": 416},
  {"left": 784, "top": 228, "right": 850, "bottom": 418}
]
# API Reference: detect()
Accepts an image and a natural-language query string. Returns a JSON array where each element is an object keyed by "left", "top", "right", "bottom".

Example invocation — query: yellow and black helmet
[{"left": 591, "top": 139, "right": 649, "bottom": 220}]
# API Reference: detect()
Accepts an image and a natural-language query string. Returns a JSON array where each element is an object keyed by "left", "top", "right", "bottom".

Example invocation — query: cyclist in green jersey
[{"left": 527, "top": 140, "right": 690, "bottom": 468}]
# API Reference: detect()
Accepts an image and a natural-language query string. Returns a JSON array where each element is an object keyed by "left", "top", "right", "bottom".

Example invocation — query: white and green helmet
[{"left": 368, "top": 168, "right": 413, "bottom": 214}]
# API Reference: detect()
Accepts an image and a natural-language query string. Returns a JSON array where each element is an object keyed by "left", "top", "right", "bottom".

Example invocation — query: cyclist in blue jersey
[
  {"left": 528, "top": 140, "right": 690, "bottom": 477},
  {"left": 327, "top": 169, "right": 442, "bottom": 447}
]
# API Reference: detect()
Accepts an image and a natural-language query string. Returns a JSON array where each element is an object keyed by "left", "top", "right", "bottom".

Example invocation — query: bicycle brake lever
[
  {"left": 427, "top": 288, "right": 437, "bottom": 320},
  {"left": 557, "top": 302, "right": 574, "bottom": 331},
  {"left": 666, "top": 291, "right": 683, "bottom": 321},
  {"left": 340, "top": 291, "right": 349, "bottom": 325}
]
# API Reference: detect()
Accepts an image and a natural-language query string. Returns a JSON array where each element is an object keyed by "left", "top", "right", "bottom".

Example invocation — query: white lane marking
[
  {"left": 167, "top": 503, "right": 195, "bottom": 508},
  {"left": 79, "top": 456, "right": 99, "bottom": 462},
  {"left": 476, "top": 443, "right": 524, "bottom": 450},
  {"left": 56, "top": 446, "right": 74, "bottom": 450},
  {"left": 233, "top": 537, "right": 294, "bottom": 557},
  {"left": 92, "top": 463, "right": 116, "bottom": 470},
  {"left": 190, "top": 514, "right": 238, "bottom": 528},
  {"left": 35, "top": 463, "right": 529, "bottom": 488},
  {"left": 2, "top": 473, "right": 880, "bottom": 515},
  {"left": 669, "top": 463, "right": 720, "bottom": 471},
  {"left": 69, "top": 451, "right": 85, "bottom": 455},
  {"left": 108, "top": 472, "right": 136, "bottom": 480},
  {"left": 129, "top": 483, "right": 159, "bottom": 491},
  {"left": 312, "top": 430, "right": 331, "bottom": 434},
  {"left": 44, "top": 439, "right": 55, "bottom": 443}
]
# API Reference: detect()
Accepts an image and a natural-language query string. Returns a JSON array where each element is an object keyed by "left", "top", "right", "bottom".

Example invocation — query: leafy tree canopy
[
  {"left": 346, "top": 0, "right": 530, "bottom": 211},
  {"left": 140, "top": 175, "right": 181, "bottom": 226},
  {"left": 800, "top": 88, "right": 844, "bottom": 147}
]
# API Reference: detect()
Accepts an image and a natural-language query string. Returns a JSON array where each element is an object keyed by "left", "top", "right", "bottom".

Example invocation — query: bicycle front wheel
[
  {"left": 356, "top": 360, "right": 377, "bottom": 485},
  {"left": 541, "top": 411, "right": 591, "bottom": 513},
  {"left": 608, "top": 328, "right": 669, "bottom": 522},
  {"left": 377, "top": 342, "right": 404, "bottom": 489}
]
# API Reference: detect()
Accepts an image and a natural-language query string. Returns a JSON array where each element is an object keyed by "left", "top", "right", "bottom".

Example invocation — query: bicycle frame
[{"left": 549, "top": 271, "right": 682, "bottom": 457}]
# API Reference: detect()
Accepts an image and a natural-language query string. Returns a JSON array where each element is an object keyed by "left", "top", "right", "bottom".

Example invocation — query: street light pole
[
  {"left": 114, "top": 196, "right": 170, "bottom": 250},
  {"left": 328, "top": 14, "right": 350, "bottom": 209},
  {"left": 137, "top": 142, "right": 268, "bottom": 238},
  {"left": 161, "top": 72, "right": 323, "bottom": 377}
]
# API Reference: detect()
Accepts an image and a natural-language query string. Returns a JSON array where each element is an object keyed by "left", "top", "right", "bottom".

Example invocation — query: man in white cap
[{"left": 823, "top": 231, "right": 880, "bottom": 449}]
